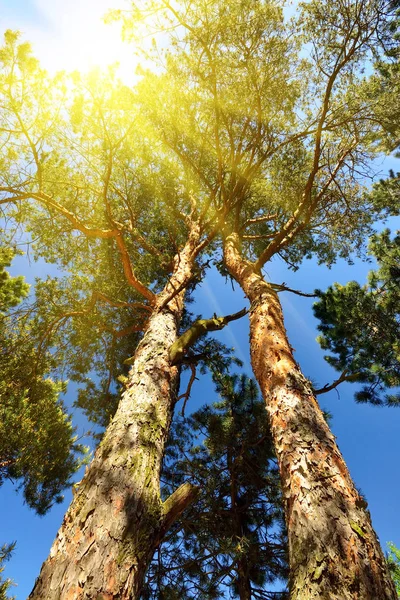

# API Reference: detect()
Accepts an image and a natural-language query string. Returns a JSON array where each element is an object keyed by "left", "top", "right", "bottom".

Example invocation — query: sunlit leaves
[
  {"left": 0, "top": 30, "right": 197, "bottom": 434},
  {"left": 0, "top": 247, "right": 29, "bottom": 312},
  {"left": 112, "top": 0, "right": 399, "bottom": 274}
]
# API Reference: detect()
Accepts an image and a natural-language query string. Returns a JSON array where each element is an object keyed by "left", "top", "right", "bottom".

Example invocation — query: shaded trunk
[
  {"left": 29, "top": 233, "right": 200, "bottom": 600},
  {"left": 236, "top": 551, "right": 252, "bottom": 600},
  {"left": 224, "top": 233, "right": 397, "bottom": 600},
  {"left": 228, "top": 436, "right": 252, "bottom": 600}
]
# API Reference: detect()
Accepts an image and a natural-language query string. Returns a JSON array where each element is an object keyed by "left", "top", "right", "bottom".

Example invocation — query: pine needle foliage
[
  {"left": 388, "top": 542, "right": 400, "bottom": 597},
  {"left": 143, "top": 374, "right": 288, "bottom": 600},
  {"left": 0, "top": 244, "right": 87, "bottom": 514},
  {"left": 313, "top": 229, "right": 400, "bottom": 406},
  {"left": 0, "top": 543, "right": 15, "bottom": 600}
]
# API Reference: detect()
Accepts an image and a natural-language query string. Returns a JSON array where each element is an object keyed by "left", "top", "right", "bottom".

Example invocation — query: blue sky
[{"left": 0, "top": 2, "right": 400, "bottom": 598}]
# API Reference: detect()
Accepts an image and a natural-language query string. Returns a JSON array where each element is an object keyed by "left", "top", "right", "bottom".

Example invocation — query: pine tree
[
  {"left": 1, "top": 0, "right": 400, "bottom": 595},
  {"left": 313, "top": 229, "right": 400, "bottom": 405},
  {"left": 0, "top": 543, "right": 15, "bottom": 600},
  {"left": 144, "top": 374, "right": 288, "bottom": 600},
  {"left": 112, "top": 0, "right": 400, "bottom": 596}
]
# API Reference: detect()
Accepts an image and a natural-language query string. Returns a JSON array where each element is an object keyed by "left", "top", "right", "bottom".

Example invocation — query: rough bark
[
  {"left": 224, "top": 233, "right": 397, "bottom": 600},
  {"left": 29, "top": 232, "right": 200, "bottom": 600}
]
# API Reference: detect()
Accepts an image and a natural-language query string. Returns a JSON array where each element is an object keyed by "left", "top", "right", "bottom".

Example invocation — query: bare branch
[
  {"left": 91, "top": 291, "right": 152, "bottom": 313},
  {"left": 178, "top": 363, "right": 198, "bottom": 416},
  {"left": 270, "top": 283, "right": 318, "bottom": 298},
  {"left": 314, "top": 370, "right": 361, "bottom": 395},
  {"left": 242, "top": 214, "right": 279, "bottom": 229}
]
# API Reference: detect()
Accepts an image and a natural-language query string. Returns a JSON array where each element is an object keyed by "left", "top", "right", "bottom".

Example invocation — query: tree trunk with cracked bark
[
  {"left": 29, "top": 235, "right": 200, "bottom": 600},
  {"left": 224, "top": 233, "right": 397, "bottom": 600}
]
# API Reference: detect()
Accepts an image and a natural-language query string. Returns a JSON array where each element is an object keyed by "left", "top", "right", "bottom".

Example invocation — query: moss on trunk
[{"left": 29, "top": 231, "right": 201, "bottom": 600}]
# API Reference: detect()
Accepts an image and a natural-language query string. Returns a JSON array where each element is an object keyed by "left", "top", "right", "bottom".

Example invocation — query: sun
[{"left": 21, "top": 0, "right": 137, "bottom": 82}]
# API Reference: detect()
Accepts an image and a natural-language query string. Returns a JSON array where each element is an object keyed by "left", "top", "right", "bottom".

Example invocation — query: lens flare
[{"left": 16, "top": 0, "right": 136, "bottom": 81}]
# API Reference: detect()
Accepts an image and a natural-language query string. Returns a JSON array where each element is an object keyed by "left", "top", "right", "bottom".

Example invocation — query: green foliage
[
  {"left": 0, "top": 246, "right": 88, "bottom": 514},
  {"left": 313, "top": 229, "right": 400, "bottom": 406},
  {"left": 0, "top": 31, "right": 197, "bottom": 432},
  {"left": 367, "top": 1, "right": 400, "bottom": 151},
  {"left": 143, "top": 374, "right": 288, "bottom": 599},
  {"left": 117, "top": 0, "right": 399, "bottom": 273},
  {"left": 387, "top": 542, "right": 400, "bottom": 596},
  {"left": 0, "top": 5, "right": 398, "bottom": 595},
  {"left": 0, "top": 543, "right": 15, "bottom": 600},
  {"left": 0, "top": 247, "right": 29, "bottom": 313},
  {"left": 369, "top": 170, "right": 400, "bottom": 217},
  {"left": 1, "top": 0, "right": 399, "bottom": 436}
]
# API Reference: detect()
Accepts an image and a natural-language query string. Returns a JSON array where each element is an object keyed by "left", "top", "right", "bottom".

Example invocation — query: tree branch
[
  {"left": 270, "top": 283, "right": 318, "bottom": 298},
  {"left": 0, "top": 187, "right": 156, "bottom": 303},
  {"left": 99, "top": 322, "right": 145, "bottom": 339},
  {"left": 178, "top": 363, "right": 198, "bottom": 416},
  {"left": 241, "top": 213, "right": 279, "bottom": 229},
  {"left": 169, "top": 307, "right": 247, "bottom": 366},
  {"left": 156, "top": 482, "right": 200, "bottom": 547},
  {"left": 314, "top": 370, "right": 361, "bottom": 395},
  {"left": 158, "top": 272, "right": 200, "bottom": 311},
  {"left": 114, "top": 230, "right": 156, "bottom": 304},
  {"left": 91, "top": 291, "right": 152, "bottom": 312}
]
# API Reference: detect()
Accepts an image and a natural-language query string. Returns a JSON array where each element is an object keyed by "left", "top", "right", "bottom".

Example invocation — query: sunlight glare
[{"left": 30, "top": 0, "right": 136, "bottom": 82}]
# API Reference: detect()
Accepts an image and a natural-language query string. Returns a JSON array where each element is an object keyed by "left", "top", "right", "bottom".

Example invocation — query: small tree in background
[
  {"left": 143, "top": 373, "right": 288, "bottom": 600},
  {"left": 313, "top": 229, "right": 400, "bottom": 405},
  {"left": 388, "top": 543, "right": 400, "bottom": 597}
]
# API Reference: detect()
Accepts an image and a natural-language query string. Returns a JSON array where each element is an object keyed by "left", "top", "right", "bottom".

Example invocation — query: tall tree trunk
[
  {"left": 29, "top": 232, "right": 200, "bottom": 600},
  {"left": 224, "top": 233, "right": 397, "bottom": 600}
]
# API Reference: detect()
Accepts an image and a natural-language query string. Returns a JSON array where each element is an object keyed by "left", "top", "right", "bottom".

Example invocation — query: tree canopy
[
  {"left": 1, "top": 0, "right": 399, "bottom": 433},
  {"left": 113, "top": 0, "right": 398, "bottom": 271}
]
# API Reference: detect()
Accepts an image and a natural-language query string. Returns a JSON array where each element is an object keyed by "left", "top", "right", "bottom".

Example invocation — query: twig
[
  {"left": 270, "top": 283, "right": 318, "bottom": 298},
  {"left": 178, "top": 363, "right": 198, "bottom": 416}
]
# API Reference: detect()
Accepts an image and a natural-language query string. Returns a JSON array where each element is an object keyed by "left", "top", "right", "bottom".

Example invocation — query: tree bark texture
[
  {"left": 29, "top": 232, "right": 200, "bottom": 600},
  {"left": 224, "top": 233, "right": 397, "bottom": 600}
]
